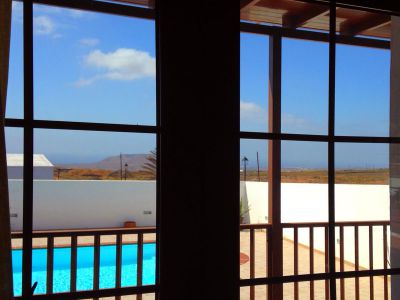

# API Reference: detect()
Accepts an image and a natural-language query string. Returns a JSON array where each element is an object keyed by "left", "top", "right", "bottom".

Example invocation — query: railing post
[
  {"left": 71, "top": 235, "right": 77, "bottom": 292},
  {"left": 310, "top": 227, "right": 314, "bottom": 300},
  {"left": 369, "top": 226, "right": 374, "bottom": 300},
  {"left": 137, "top": 233, "right": 144, "bottom": 300},
  {"left": 294, "top": 227, "right": 299, "bottom": 300},
  {"left": 46, "top": 236, "right": 54, "bottom": 294},
  {"left": 250, "top": 228, "right": 255, "bottom": 300},
  {"left": 325, "top": 226, "right": 329, "bottom": 300},
  {"left": 339, "top": 225, "right": 344, "bottom": 300},
  {"left": 93, "top": 234, "right": 100, "bottom": 300},
  {"left": 383, "top": 225, "right": 388, "bottom": 300},
  {"left": 267, "top": 228, "right": 273, "bottom": 300},
  {"left": 115, "top": 233, "right": 122, "bottom": 300},
  {"left": 355, "top": 225, "right": 360, "bottom": 300}
]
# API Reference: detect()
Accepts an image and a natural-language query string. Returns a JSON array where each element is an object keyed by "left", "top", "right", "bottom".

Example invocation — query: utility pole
[{"left": 120, "top": 153, "right": 123, "bottom": 181}]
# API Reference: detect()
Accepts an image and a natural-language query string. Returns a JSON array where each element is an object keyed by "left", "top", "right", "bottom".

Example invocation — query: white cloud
[
  {"left": 69, "top": 9, "right": 87, "bottom": 18},
  {"left": 33, "top": 6, "right": 87, "bottom": 19},
  {"left": 240, "top": 102, "right": 324, "bottom": 133},
  {"left": 34, "top": 15, "right": 56, "bottom": 36},
  {"left": 240, "top": 101, "right": 267, "bottom": 124},
  {"left": 12, "top": 2, "right": 21, "bottom": 9},
  {"left": 75, "top": 48, "right": 156, "bottom": 86},
  {"left": 282, "top": 113, "right": 307, "bottom": 127},
  {"left": 12, "top": 2, "right": 23, "bottom": 23},
  {"left": 282, "top": 113, "right": 327, "bottom": 134},
  {"left": 79, "top": 38, "right": 100, "bottom": 47},
  {"left": 33, "top": 5, "right": 88, "bottom": 19},
  {"left": 34, "top": 5, "right": 63, "bottom": 14},
  {"left": 74, "top": 77, "right": 98, "bottom": 87}
]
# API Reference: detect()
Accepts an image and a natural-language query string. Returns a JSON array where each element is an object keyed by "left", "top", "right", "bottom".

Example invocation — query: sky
[{"left": 5, "top": 2, "right": 391, "bottom": 168}]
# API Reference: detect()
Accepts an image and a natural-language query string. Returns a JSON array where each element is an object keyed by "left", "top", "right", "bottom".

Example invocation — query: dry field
[
  {"left": 54, "top": 168, "right": 156, "bottom": 180},
  {"left": 241, "top": 169, "right": 389, "bottom": 184},
  {"left": 55, "top": 168, "right": 389, "bottom": 184}
]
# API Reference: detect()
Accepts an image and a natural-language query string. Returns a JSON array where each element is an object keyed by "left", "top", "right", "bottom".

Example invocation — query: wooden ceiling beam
[
  {"left": 340, "top": 14, "right": 391, "bottom": 36},
  {"left": 240, "top": 0, "right": 260, "bottom": 10},
  {"left": 283, "top": 5, "right": 330, "bottom": 29}
]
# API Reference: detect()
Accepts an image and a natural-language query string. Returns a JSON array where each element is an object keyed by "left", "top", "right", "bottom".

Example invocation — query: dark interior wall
[{"left": 157, "top": 0, "right": 240, "bottom": 299}]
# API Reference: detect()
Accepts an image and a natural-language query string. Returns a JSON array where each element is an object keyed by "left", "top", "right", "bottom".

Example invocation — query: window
[
  {"left": 6, "top": 1, "right": 157, "bottom": 298},
  {"left": 240, "top": 1, "right": 396, "bottom": 299}
]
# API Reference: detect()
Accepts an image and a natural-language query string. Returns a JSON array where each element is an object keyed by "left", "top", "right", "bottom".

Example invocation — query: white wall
[
  {"left": 242, "top": 182, "right": 390, "bottom": 269},
  {"left": 243, "top": 182, "right": 390, "bottom": 223},
  {"left": 8, "top": 179, "right": 390, "bottom": 269},
  {"left": 8, "top": 166, "right": 54, "bottom": 180},
  {"left": 9, "top": 180, "right": 156, "bottom": 231}
]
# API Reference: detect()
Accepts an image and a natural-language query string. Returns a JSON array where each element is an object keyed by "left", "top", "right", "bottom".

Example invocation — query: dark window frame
[{"left": 6, "top": 0, "right": 400, "bottom": 299}]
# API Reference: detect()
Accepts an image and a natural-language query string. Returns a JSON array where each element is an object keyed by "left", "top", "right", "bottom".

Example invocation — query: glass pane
[
  {"left": 282, "top": 39, "right": 329, "bottom": 135},
  {"left": 240, "top": 139, "right": 268, "bottom": 224},
  {"left": 283, "top": 280, "right": 327, "bottom": 299},
  {"left": 240, "top": 139, "right": 268, "bottom": 280},
  {"left": 33, "top": 129, "right": 156, "bottom": 227},
  {"left": 7, "top": 1, "right": 24, "bottom": 118},
  {"left": 33, "top": 4, "right": 156, "bottom": 125},
  {"left": 239, "top": 285, "right": 271, "bottom": 300},
  {"left": 6, "top": 127, "right": 24, "bottom": 297},
  {"left": 281, "top": 141, "right": 328, "bottom": 278},
  {"left": 281, "top": 140, "right": 328, "bottom": 221},
  {"left": 335, "top": 143, "right": 389, "bottom": 221},
  {"left": 240, "top": 33, "right": 269, "bottom": 133},
  {"left": 335, "top": 143, "right": 390, "bottom": 294},
  {"left": 335, "top": 44, "right": 390, "bottom": 137},
  {"left": 32, "top": 129, "right": 156, "bottom": 294},
  {"left": 336, "top": 276, "right": 390, "bottom": 300}
]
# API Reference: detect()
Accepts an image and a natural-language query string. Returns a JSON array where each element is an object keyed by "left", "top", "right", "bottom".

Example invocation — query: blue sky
[
  {"left": 5, "top": 2, "right": 391, "bottom": 168},
  {"left": 240, "top": 33, "right": 390, "bottom": 169}
]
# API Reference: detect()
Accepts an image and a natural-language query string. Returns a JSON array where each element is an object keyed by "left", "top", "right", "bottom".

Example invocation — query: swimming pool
[{"left": 12, "top": 243, "right": 156, "bottom": 296}]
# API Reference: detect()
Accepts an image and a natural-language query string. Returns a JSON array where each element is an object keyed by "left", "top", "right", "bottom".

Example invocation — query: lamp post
[
  {"left": 242, "top": 156, "right": 248, "bottom": 181},
  {"left": 124, "top": 163, "right": 128, "bottom": 180}
]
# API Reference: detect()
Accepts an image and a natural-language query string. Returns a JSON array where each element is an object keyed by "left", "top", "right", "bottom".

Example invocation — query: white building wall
[
  {"left": 7, "top": 166, "right": 54, "bottom": 180},
  {"left": 9, "top": 180, "right": 156, "bottom": 231},
  {"left": 8, "top": 180, "right": 390, "bottom": 269}
]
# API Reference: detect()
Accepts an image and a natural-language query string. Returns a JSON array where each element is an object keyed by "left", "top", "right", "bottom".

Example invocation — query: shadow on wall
[{"left": 240, "top": 181, "right": 251, "bottom": 224}]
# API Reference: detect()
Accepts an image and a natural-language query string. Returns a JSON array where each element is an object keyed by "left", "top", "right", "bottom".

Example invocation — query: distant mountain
[{"left": 57, "top": 154, "right": 149, "bottom": 171}]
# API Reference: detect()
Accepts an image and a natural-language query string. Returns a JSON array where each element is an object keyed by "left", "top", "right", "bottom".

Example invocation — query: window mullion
[{"left": 328, "top": 1, "right": 337, "bottom": 299}]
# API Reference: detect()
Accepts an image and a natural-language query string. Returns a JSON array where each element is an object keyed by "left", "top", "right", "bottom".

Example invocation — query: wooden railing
[
  {"left": 12, "top": 222, "right": 391, "bottom": 299},
  {"left": 11, "top": 226, "right": 156, "bottom": 299},
  {"left": 240, "top": 221, "right": 390, "bottom": 300}
]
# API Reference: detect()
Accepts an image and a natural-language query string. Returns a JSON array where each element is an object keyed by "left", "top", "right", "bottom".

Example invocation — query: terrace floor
[
  {"left": 240, "top": 231, "right": 390, "bottom": 300},
  {"left": 12, "top": 231, "right": 390, "bottom": 299}
]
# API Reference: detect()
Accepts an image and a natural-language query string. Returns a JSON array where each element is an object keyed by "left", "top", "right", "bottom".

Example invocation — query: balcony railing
[
  {"left": 11, "top": 221, "right": 390, "bottom": 299},
  {"left": 240, "top": 221, "right": 390, "bottom": 300},
  {"left": 11, "top": 226, "right": 156, "bottom": 299}
]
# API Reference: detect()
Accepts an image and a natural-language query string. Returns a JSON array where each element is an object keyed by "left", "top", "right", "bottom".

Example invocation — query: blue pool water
[{"left": 12, "top": 244, "right": 156, "bottom": 295}]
